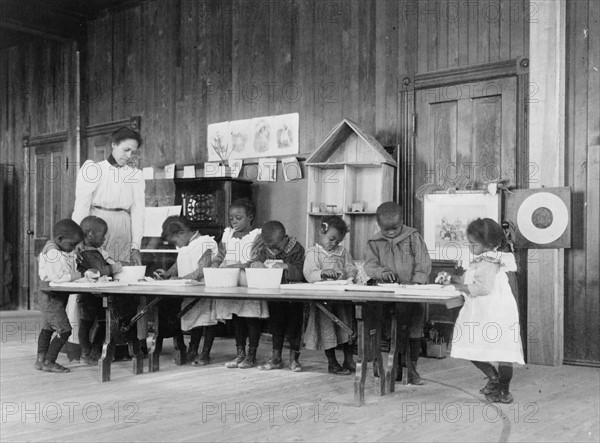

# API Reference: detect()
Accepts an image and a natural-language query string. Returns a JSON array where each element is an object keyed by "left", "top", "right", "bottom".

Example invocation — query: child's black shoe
[
  {"left": 328, "top": 363, "right": 351, "bottom": 375},
  {"left": 485, "top": 388, "right": 514, "bottom": 404},
  {"left": 42, "top": 360, "right": 70, "bottom": 373},
  {"left": 34, "top": 354, "right": 45, "bottom": 370},
  {"left": 479, "top": 378, "right": 499, "bottom": 395},
  {"left": 342, "top": 361, "right": 356, "bottom": 373},
  {"left": 191, "top": 349, "right": 211, "bottom": 367}
]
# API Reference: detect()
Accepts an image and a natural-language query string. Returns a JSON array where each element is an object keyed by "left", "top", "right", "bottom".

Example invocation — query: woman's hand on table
[{"left": 250, "top": 261, "right": 267, "bottom": 268}]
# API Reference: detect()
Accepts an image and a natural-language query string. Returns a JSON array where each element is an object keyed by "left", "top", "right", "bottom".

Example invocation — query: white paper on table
[
  {"left": 281, "top": 157, "right": 302, "bottom": 182},
  {"left": 164, "top": 163, "right": 175, "bottom": 179},
  {"left": 142, "top": 167, "right": 154, "bottom": 180},
  {"left": 183, "top": 165, "right": 196, "bottom": 178},
  {"left": 257, "top": 157, "right": 277, "bottom": 182},
  {"left": 144, "top": 206, "right": 182, "bottom": 237}
]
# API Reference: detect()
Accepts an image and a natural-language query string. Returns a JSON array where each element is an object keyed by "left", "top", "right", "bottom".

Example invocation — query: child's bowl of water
[
  {"left": 114, "top": 266, "right": 146, "bottom": 282},
  {"left": 204, "top": 268, "right": 240, "bottom": 287},
  {"left": 245, "top": 268, "right": 284, "bottom": 289}
]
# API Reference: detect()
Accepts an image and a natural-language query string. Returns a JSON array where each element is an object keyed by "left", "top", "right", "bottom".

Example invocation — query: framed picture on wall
[{"left": 423, "top": 191, "right": 501, "bottom": 268}]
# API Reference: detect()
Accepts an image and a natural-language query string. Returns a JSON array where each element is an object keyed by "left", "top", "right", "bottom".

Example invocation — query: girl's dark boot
[
  {"left": 193, "top": 326, "right": 216, "bottom": 367},
  {"left": 472, "top": 361, "right": 499, "bottom": 395},
  {"left": 239, "top": 346, "right": 258, "bottom": 369},
  {"left": 407, "top": 338, "right": 424, "bottom": 385},
  {"left": 289, "top": 350, "right": 302, "bottom": 372},
  {"left": 186, "top": 327, "right": 202, "bottom": 361},
  {"left": 342, "top": 343, "right": 356, "bottom": 373},
  {"left": 486, "top": 364, "right": 514, "bottom": 403},
  {"left": 259, "top": 348, "right": 284, "bottom": 370},
  {"left": 326, "top": 348, "right": 350, "bottom": 375},
  {"left": 225, "top": 346, "right": 246, "bottom": 368}
]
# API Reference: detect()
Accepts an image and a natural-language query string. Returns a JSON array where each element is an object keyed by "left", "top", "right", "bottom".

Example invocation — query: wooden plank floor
[{"left": 1, "top": 311, "right": 598, "bottom": 442}]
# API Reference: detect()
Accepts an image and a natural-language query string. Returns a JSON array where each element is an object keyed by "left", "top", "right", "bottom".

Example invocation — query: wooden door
[
  {"left": 413, "top": 77, "right": 517, "bottom": 233},
  {"left": 28, "top": 142, "right": 69, "bottom": 308}
]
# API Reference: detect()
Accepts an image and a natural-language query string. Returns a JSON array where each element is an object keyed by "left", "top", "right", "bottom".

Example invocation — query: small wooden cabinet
[
  {"left": 174, "top": 177, "right": 253, "bottom": 241},
  {"left": 305, "top": 119, "right": 396, "bottom": 260}
]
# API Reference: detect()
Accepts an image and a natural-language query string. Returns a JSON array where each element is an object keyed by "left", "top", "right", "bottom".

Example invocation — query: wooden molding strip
[
  {"left": 25, "top": 131, "right": 68, "bottom": 147},
  {"left": 414, "top": 58, "right": 527, "bottom": 89},
  {"left": 84, "top": 116, "right": 141, "bottom": 137}
]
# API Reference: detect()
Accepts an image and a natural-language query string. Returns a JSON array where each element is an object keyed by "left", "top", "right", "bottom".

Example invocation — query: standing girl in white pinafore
[
  {"left": 157, "top": 216, "right": 219, "bottom": 366},
  {"left": 213, "top": 198, "right": 267, "bottom": 369},
  {"left": 442, "top": 218, "right": 524, "bottom": 404}
]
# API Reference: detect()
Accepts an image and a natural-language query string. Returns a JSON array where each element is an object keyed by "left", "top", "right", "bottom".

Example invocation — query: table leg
[
  {"left": 354, "top": 303, "right": 367, "bottom": 407},
  {"left": 371, "top": 304, "right": 385, "bottom": 397},
  {"left": 386, "top": 303, "right": 399, "bottom": 393},
  {"left": 148, "top": 304, "right": 160, "bottom": 372},
  {"left": 98, "top": 295, "right": 115, "bottom": 382},
  {"left": 128, "top": 339, "right": 144, "bottom": 375}
]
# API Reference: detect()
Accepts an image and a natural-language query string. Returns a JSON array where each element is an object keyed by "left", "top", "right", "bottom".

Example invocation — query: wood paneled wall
[
  {"left": 82, "top": 0, "right": 528, "bottom": 231},
  {"left": 0, "top": 39, "right": 77, "bottom": 308},
  {"left": 564, "top": 0, "right": 600, "bottom": 365}
]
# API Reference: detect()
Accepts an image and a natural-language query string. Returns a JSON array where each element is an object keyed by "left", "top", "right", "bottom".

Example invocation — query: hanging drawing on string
[{"left": 207, "top": 113, "right": 299, "bottom": 161}]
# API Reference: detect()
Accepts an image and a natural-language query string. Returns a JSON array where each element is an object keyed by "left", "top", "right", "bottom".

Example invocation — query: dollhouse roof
[{"left": 306, "top": 118, "right": 397, "bottom": 166}]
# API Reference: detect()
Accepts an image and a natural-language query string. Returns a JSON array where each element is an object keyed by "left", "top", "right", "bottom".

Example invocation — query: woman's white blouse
[{"left": 72, "top": 160, "right": 146, "bottom": 250}]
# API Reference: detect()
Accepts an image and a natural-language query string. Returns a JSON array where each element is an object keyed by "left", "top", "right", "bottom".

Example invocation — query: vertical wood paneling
[
  {"left": 416, "top": 0, "right": 528, "bottom": 73},
  {"left": 565, "top": 0, "right": 600, "bottom": 364}
]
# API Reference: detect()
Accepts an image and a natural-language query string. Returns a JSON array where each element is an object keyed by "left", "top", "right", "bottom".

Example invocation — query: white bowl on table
[
  {"left": 245, "top": 268, "right": 284, "bottom": 289},
  {"left": 113, "top": 266, "right": 146, "bottom": 282},
  {"left": 204, "top": 268, "right": 240, "bottom": 288}
]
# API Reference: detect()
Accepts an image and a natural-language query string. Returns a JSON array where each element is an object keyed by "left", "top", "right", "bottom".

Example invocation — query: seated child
[
  {"left": 303, "top": 215, "right": 357, "bottom": 375},
  {"left": 249, "top": 221, "right": 306, "bottom": 372},
  {"left": 36, "top": 219, "right": 84, "bottom": 373},
  {"left": 213, "top": 198, "right": 267, "bottom": 369},
  {"left": 76, "top": 215, "right": 123, "bottom": 365},
  {"left": 157, "top": 216, "right": 218, "bottom": 366},
  {"left": 364, "top": 202, "right": 431, "bottom": 385}
]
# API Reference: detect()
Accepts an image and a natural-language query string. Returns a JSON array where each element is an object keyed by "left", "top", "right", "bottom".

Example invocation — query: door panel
[
  {"left": 29, "top": 144, "right": 67, "bottom": 308},
  {"left": 414, "top": 77, "right": 517, "bottom": 232}
]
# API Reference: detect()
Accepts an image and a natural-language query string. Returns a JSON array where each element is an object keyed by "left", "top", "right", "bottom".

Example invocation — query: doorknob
[{"left": 27, "top": 230, "right": 34, "bottom": 235}]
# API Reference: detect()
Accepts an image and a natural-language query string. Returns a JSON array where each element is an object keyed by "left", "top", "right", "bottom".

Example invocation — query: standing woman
[
  {"left": 72, "top": 127, "right": 145, "bottom": 264},
  {"left": 71, "top": 127, "right": 146, "bottom": 355}
]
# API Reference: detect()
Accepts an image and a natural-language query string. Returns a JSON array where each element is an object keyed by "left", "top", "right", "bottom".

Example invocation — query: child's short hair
[
  {"left": 80, "top": 216, "right": 108, "bottom": 236},
  {"left": 466, "top": 218, "right": 506, "bottom": 250},
  {"left": 376, "top": 201, "right": 403, "bottom": 220},
  {"left": 54, "top": 219, "right": 83, "bottom": 240},
  {"left": 161, "top": 216, "right": 191, "bottom": 240},
  {"left": 112, "top": 126, "right": 142, "bottom": 147},
  {"left": 230, "top": 197, "right": 256, "bottom": 220},
  {"left": 320, "top": 215, "right": 348, "bottom": 237},
  {"left": 262, "top": 220, "right": 286, "bottom": 241}
]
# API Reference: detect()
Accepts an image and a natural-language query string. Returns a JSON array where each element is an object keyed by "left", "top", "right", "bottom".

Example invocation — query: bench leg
[
  {"left": 148, "top": 305, "right": 160, "bottom": 372},
  {"left": 354, "top": 304, "right": 367, "bottom": 407},
  {"left": 98, "top": 295, "right": 115, "bottom": 382}
]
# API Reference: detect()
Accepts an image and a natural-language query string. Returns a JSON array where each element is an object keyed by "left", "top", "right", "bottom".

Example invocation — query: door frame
[{"left": 22, "top": 131, "right": 70, "bottom": 309}]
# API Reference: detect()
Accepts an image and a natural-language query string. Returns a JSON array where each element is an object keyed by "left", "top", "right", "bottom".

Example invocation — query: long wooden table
[{"left": 43, "top": 282, "right": 464, "bottom": 406}]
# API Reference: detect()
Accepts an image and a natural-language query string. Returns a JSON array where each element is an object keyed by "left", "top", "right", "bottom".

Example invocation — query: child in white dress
[
  {"left": 441, "top": 218, "right": 524, "bottom": 403},
  {"left": 157, "top": 216, "right": 218, "bottom": 366},
  {"left": 213, "top": 198, "right": 267, "bottom": 369}
]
